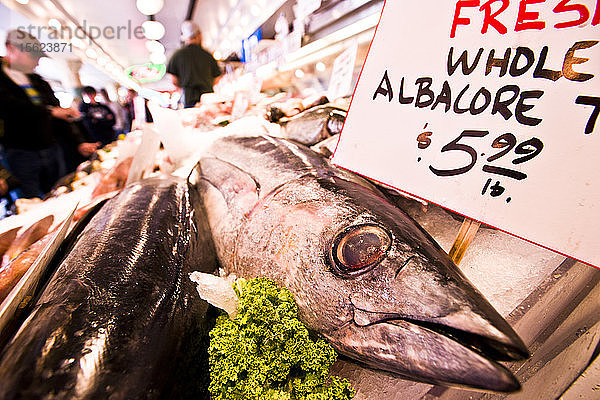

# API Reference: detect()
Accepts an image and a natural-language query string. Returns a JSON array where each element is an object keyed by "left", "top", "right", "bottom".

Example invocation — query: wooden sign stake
[{"left": 449, "top": 218, "right": 481, "bottom": 265}]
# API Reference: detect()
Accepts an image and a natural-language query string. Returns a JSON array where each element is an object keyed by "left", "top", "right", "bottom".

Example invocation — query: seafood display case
[
  {"left": 0, "top": 99, "right": 597, "bottom": 399},
  {"left": 0, "top": 1, "right": 598, "bottom": 399}
]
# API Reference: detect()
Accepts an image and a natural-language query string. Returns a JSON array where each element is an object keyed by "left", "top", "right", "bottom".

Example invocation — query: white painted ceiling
[
  {"left": 1, "top": 0, "right": 296, "bottom": 90},
  {"left": 1, "top": 0, "right": 288, "bottom": 70},
  {"left": 2, "top": 0, "right": 368, "bottom": 90},
  {"left": 1, "top": 0, "right": 189, "bottom": 65},
  {"left": 50, "top": 0, "right": 190, "bottom": 67},
  {"left": 193, "top": 0, "right": 288, "bottom": 57}
]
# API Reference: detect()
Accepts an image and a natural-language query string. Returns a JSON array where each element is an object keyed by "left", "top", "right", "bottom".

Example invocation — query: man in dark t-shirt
[{"left": 167, "top": 21, "right": 222, "bottom": 108}]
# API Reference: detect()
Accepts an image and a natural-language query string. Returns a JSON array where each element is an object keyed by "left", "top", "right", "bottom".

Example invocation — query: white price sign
[
  {"left": 334, "top": 1, "right": 600, "bottom": 268},
  {"left": 328, "top": 41, "right": 359, "bottom": 100}
]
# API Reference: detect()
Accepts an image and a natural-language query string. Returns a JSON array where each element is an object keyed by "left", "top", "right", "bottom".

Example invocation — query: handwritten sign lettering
[{"left": 334, "top": 0, "right": 600, "bottom": 268}]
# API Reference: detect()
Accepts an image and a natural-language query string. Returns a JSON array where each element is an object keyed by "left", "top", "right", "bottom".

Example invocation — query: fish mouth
[
  {"left": 385, "top": 315, "right": 528, "bottom": 362},
  {"left": 330, "top": 309, "right": 527, "bottom": 393}
]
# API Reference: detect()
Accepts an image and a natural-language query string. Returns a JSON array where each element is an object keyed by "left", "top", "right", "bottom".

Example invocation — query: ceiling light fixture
[
  {"left": 71, "top": 37, "right": 85, "bottom": 48},
  {"left": 142, "top": 20, "right": 165, "bottom": 40},
  {"left": 48, "top": 18, "right": 61, "bottom": 30},
  {"left": 150, "top": 51, "right": 166, "bottom": 64},
  {"left": 85, "top": 48, "right": 97, "bottom": 59},
  {"left": 136, "top": 0, "right": 164, "bottom": 16},
  {"left": 145, "top": 40, "right": 165, "bottom": 54}
]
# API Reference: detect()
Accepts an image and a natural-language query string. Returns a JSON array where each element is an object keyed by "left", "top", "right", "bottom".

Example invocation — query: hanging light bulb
[
  {"left": 150, "top": 51, "right": 166, "bottom": 64},
  {"left": 145, "top": 40, "right": 165, "bottom": 54},
  {"left": 48, "top": 18, "right": 61, "bottom": 31},
  {"left": 107, "top": 63, "right": 118, "bottom": 73},
  {"left": 136, "top": 0, "right": 164, "bottom": 16},
  {"left": 86, "top": 48, "right": 98, "bottom": 59},
  {"left": 142, "top": 20, "right": 165, "bottom": 40},
  {"left": 71, "top": 37, "right": 85, "bottom": 48}
]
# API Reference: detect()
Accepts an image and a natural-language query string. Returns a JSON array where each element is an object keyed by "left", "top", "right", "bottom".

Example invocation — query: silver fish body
[
  {"left": 189, "top": 135, "right": 529, "bottom": 392},
  {"left": 279, "top": 105, "right": 347, "bottom": 146},
  {"left": 0, "top": 177, "right": 216, "bottom": 399}
]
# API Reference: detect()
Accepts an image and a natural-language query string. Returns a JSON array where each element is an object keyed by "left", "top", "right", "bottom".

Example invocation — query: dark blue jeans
[{"left": 5, "top": 144, "right": 66, "bottom": 199}]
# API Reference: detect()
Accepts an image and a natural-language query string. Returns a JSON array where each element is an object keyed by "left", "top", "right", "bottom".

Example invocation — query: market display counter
[{"left": 0, "top": 96, "right": 597, "bottom": 399}]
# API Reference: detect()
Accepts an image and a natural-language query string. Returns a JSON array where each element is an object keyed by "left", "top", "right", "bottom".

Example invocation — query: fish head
[
  {"left": 324, "top": 108, "right": 347, "bottom": 136},
  {"left": 190, "top": 148, "right": 528, "bottom": 392},
  {"left": 281, "top": 106, "right": 347, "bottom": 146},
  {"left": 234, "top": 174, "right": 527, "bottom": 392}
]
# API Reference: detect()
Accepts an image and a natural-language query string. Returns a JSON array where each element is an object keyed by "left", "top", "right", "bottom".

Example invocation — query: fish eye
[
  {"left": 326, "top": 110, "right": 346, "bottom": 135},
  {"left": 331, "top": 225, "right": 391, "bottom": 276}
]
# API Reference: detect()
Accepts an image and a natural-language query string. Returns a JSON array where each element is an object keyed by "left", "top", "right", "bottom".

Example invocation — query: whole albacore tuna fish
[
  {"left": 188, "top": 135, "right": 529, "bottom": 392},
  {"left": 279, "top": 105, "right": 347, "bottom": 146},
  {"left": 0, "top": 177, "right": 216, "bottom": 399}
]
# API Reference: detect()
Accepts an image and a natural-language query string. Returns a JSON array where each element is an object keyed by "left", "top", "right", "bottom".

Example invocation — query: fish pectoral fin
[
  {"left": 189, "top": 271, "right": 239, "bottom": 318},
  {"left": 190, "top": 157, "right": 259, "bottom": 214}
]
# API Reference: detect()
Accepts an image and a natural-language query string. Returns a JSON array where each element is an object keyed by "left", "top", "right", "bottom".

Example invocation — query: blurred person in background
[
  {"left": 59, "top": 96, "right": 99, "bottom": 174},
  {"left": 0, "top": 30, "right": 98, "bottom": 198},
  {"left": 100, "top": 88, "right": 126, "bottom": 137},
  {"left": 79, "top": 86, "right": 116, "bottom": 147},
  {"left": 167, "top": 21, "right": 222, "bottom": 108},
  {"left": 123, "top": 88, "right": 137, "bottom": 133},
  {"left": 0, "top": 162, "right": 20, "bottom": 218},
  {"left": 0, "top": 163, "right": 20, "bottom": 198}
]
